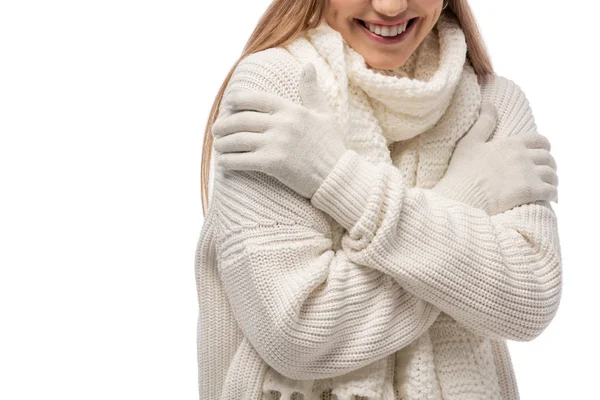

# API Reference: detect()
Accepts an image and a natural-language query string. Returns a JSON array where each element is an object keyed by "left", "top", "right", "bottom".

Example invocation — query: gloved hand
[
  {"left": 431, "top": 101, "right": 559, "bottom": 216},
  {"left": 212, "top": 62, "right": 348, "bottom": 199}
]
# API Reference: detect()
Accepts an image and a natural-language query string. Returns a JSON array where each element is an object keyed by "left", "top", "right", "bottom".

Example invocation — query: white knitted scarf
[{"left": 260, "top": 11, "right": 489, "bottom": 400}]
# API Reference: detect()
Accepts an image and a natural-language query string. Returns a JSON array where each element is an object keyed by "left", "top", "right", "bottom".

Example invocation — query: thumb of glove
[
  {"left": 456, "top": 101, "right": 498, "bottom": 151},
  {"left": 299, "top": 62, "right": 331, "bottom": 113}
]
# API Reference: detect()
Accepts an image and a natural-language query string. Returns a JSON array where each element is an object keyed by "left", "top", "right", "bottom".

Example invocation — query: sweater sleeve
[
  {"left": 212, "top": 48, "right": 441, "bottom": 381},
  {"left": 310, "top": 75, "right": 563, "bottom": 342}
]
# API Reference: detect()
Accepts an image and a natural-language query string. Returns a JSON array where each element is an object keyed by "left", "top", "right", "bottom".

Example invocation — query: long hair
[{"left": 199, "top": 0, "right": 493, "bottom": 216}]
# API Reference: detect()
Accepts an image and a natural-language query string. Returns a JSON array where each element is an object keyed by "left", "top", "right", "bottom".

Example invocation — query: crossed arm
[{"left": 212, "top": 51, "right": 562, "bottom": 381}]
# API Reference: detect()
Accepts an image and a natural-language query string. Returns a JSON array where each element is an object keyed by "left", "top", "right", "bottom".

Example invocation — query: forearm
[
  {"left": 311, "top": 148, "right": 562, "bottom": 341},
  {"left": 215, "top": 167, "right": 441, "bottom": 381}
]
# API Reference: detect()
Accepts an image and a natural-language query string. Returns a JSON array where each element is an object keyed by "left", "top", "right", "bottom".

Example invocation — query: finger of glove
[
  {"left": 299, "top": 62, "right": 331, "bottom": 112},
  {"left": 213, "top": 131, "right": 264, "bottom": 154},
  {"left": 529, "top": 148, "right": 557, "bottom": 171},
  {"left": 458, "top": 101, "right": 498, "bottom": 149},
  {"left": 222, "top": 90, "right": 285, "bottom": 115},
  {"left": 212, "top": 111, "right": 270, "bottom": 138},
  {"left": 535, "top": 164, "right": 559, "bottom": 187},
  {"left": 217, "top": 151, "right": 266, "bottom": 172},
  {"left": 537, "top": 182, "right": 559, "bottom": 203},
  {"left": 520, "top": 130, "right": 552, "bottom": 151}
]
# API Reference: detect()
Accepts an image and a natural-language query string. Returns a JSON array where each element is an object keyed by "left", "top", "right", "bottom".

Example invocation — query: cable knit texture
[{"left": 195, "top": 11, "right": 562, "bottom": 400}]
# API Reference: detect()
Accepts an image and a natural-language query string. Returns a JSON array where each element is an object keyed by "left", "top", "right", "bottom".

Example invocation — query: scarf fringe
[{"left": 261, "top": 354, "right": 396, "bottom": 400}]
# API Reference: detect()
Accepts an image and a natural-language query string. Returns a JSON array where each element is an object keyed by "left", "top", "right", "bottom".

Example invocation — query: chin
[{"left": 364, "top": 56, "right": 407, "bottom": 70}]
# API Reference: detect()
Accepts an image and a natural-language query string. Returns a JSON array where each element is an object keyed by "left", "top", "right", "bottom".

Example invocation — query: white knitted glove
[
  {"left": 212, "top": 62, "right": 348, "bottom": 199},
  {"left": 431, "top": 101, "right": 559, "bottom": 216}
]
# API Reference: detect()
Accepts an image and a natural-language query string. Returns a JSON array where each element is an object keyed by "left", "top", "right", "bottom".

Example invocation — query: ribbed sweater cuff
[
  {"left": 310, "top": 149, "right": 380, "bottom": 232},
  {"left": 430, "top": 174, "right": 489, "bottom": 212}
]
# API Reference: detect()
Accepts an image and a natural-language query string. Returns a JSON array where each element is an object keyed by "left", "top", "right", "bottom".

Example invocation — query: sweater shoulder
[
  {"left": 479, "top": 73, "right": 537, "bottom": 138},
  {"left": 213, "top": 47, "right": 330, "bottom": 237},
  {"left": 224, "top": 47, "right": 303, "bottom": 105}
]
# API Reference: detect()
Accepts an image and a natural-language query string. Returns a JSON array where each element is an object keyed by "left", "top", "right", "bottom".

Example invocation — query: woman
[{"left": 196, "top": 0, "right": 562, "bottom": 399}]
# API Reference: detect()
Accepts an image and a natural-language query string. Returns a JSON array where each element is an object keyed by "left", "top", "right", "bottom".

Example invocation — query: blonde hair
[{"left": 199, "top": 0, "right": 493, "bottom": 216}]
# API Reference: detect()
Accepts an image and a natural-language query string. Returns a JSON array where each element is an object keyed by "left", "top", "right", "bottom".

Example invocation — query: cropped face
[{"left": 323, "top": 0, "right": 445, "bottom": 70}]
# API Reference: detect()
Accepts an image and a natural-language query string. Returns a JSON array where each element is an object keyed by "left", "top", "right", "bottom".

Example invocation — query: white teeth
[{"left": 365, "top": 20, "right": 409, "bottom": 37}]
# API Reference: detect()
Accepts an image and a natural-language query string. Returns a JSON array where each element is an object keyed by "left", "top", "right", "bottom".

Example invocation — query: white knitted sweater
[{"left": 195, "top": 16, "right": 562, "bottom": 400}]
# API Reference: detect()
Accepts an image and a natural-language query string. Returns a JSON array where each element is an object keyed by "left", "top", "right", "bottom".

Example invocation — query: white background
[{"left": 0, "top": 1, "right": 597, "bottom": 399}]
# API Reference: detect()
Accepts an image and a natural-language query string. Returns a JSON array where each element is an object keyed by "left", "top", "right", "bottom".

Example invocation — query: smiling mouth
[{"left": 355, "top": 17, "right": 418, "bottom": 40}]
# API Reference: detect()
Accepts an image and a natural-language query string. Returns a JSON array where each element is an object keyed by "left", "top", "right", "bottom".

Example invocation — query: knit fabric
[
  {"left": 284, "top": 11, "right": 481, "bottom": 264},
  {"left": 195, "top": 12, "right": 562, "bottom": 400},
  {"left": 261, "top": 11, "right": 481, "bottom": 400},
  {"left": 288, "top": 12, "right": 474, "bottom": 151}
]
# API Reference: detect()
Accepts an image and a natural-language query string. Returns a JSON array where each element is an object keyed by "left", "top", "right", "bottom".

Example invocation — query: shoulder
[
  {"left": 479, "top": 73, "right": 537, "bottom": 138},
  {"left": 224, "top": 47, "right": 303, "bottom": 104}
]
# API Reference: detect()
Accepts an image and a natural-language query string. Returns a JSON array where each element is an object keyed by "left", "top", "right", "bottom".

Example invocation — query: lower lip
[{"left": 355, "top": 18, "right": 419, "bottom": 45}]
